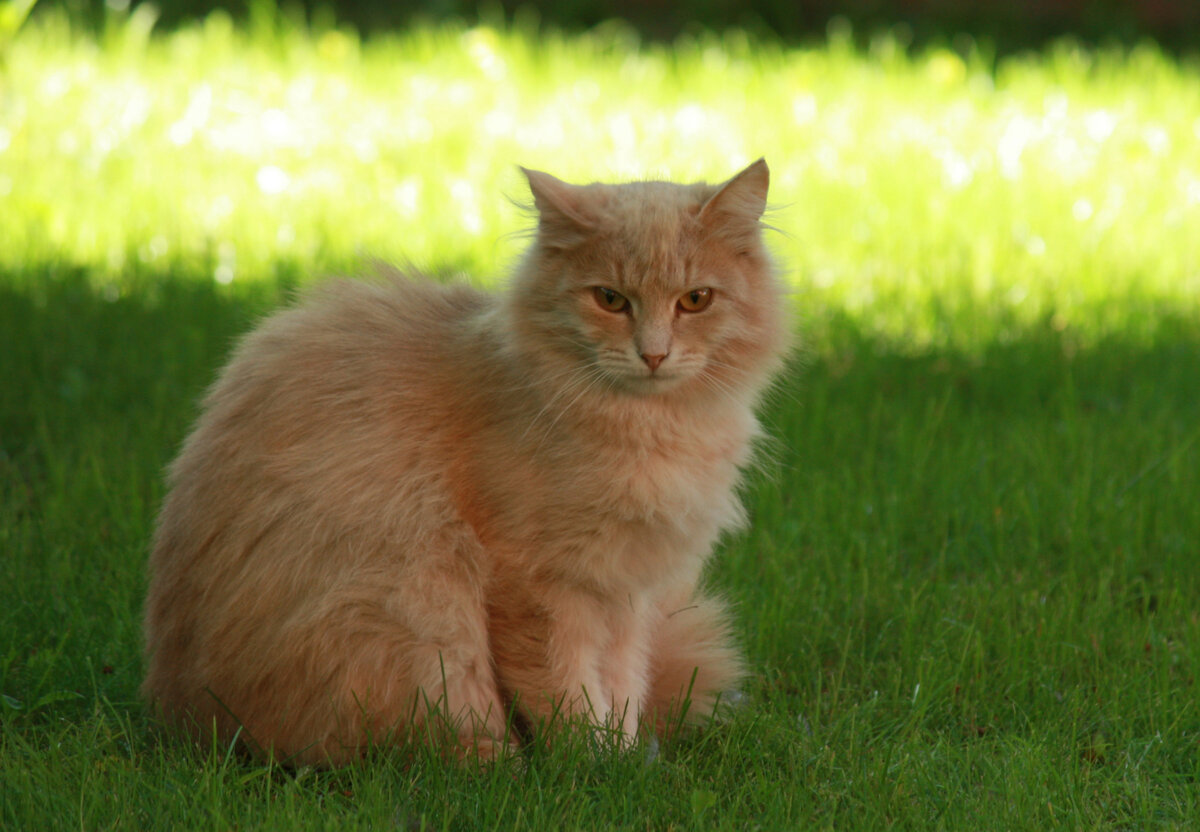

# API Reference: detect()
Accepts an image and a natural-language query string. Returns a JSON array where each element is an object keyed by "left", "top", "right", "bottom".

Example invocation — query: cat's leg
[
  {"left": 168, "top": 521, "right": 514, "bottom": 765},
  {"left": 492, "top": 583, "right": 664, "bottom": 746},
  {"left": 598, "top": 595, "right": 654, "bottom": 745},
  {"left": 643, "top": 590, "right": 746, "bottom": 737},
  {"left": 492, "top": 582, "right": 617, "bottom": 737},
  {"left": 538, "top": 585, "right": 614, "bottom": 730},
  {"left": 231, "top": 577, "right": 510, "bottom": 765},
  {"left": 381, "top": 543, "right": 515, "bottom": 761},
  {"left": 292, "top": 530, "right": 514, "bottom": 763}
]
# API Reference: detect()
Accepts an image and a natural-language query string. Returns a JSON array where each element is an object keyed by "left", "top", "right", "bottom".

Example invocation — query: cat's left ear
[
  {"left": 521, "top": 167, "right": 596, "bottom": 250},
  {"left": 697, "top": 158, "right": 769, "bottom": 235}
]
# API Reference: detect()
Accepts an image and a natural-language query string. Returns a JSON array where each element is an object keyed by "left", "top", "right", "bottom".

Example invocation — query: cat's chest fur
[
  {"left": 451, "top": 389, "right": 756, "bottom": 595},
  {"left": 580, "top": 412, "right": 751, "bottom": 526}
]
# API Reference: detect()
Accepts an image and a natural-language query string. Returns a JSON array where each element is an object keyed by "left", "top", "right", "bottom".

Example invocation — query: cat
[{"left": 142, "top": 159, "right": 789, "bottom": 765}]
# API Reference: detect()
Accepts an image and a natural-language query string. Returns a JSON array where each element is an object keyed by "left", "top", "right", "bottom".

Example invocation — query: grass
[{"left": 2, "top": 6, "right": 1199, "bottom": 830}]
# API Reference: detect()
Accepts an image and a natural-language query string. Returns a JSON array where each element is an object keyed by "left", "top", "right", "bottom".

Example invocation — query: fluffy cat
[{"left": 142, "top": 159, "right": 788, "bottom": 765}]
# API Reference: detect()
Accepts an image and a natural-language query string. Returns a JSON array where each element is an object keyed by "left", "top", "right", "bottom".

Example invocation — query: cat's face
[{"left": 513, "top": 161, "right": 785, "bottom": 398}]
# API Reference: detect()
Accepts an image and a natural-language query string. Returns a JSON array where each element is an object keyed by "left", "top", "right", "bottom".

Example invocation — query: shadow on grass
[
  {"left": 781, "top": 306, "right": 1200, "bottom": 420},
  {"left": 4, "top": 270, "right": 1197, "bottom": 447}
]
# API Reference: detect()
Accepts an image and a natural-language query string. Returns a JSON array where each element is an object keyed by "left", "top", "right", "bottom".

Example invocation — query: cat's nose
[{"left": 640, "top": 352, "right": 668, "bottom": 372}]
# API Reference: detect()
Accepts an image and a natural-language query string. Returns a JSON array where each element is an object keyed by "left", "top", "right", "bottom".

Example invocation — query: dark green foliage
[{"left": 44, "top": 0, "right": 1200, "bottom": 53}]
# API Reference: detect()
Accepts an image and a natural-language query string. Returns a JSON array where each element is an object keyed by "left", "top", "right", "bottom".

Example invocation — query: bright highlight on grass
[{"left": 3, "top": 9, "right": 1199, "bottom": 348}]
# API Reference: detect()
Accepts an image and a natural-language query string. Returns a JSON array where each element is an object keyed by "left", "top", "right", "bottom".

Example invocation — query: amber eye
[
  {"left": 593, "top": 287, "right": 629, "bottom": 313},
  {"left": 678, "top": 288, "right": 713, "bottom": 313}
]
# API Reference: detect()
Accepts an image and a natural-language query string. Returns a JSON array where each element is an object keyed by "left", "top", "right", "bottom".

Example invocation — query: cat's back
[
  {"left": 199, "top": 275, "right": 487, "bottom": 437},
  {"left": 155, "top": 275, "right": 496, "bottom": 556},
  {"left": 216, "top": 276, "right": 490, "bottom": 412}
]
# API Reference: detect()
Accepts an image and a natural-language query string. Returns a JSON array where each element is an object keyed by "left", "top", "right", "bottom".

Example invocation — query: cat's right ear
[
  {"left": 698, "top": 158, "right": 769, "bottom": 227},
  {"left": 521, "top": 167, "right": 596, "bottom": 250}
]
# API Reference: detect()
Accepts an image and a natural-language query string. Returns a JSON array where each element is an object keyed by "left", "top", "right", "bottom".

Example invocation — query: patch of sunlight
[{"left": 1, "top": 10, "right": 1197, "bottom": 347}]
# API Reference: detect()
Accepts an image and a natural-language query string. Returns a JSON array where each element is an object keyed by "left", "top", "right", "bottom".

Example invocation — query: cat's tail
[{"left": 644, "top": 592, "right": 746, "bottom": 738}]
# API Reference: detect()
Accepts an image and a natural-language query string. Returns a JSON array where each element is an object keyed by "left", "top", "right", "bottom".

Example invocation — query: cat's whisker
[
  {"left": 709, "top": 370, "right": 796, "bottom": 458},
  {"left": 696, "top": 373, "right": 745, "bottom": 411},
  {"left": 703, "top": 356, "right": 803, "bottom": 409},
  {"left": 518, "top": 364, "right": 596, "bottom": 442},
  {"left": 700, "top": 358, "right": 760, "bottom": 386},
  {"left": 484, "top": 360, "right": 596, "bottom": 394},
  {"left": 700, "top": 356, "right": 747, "bottom": 373},
  {"left": 695, "top": 374, "right": 793, "bottom": 469},
  {"left": 554, "top": 335, "right": 607, "bottom": 359},
  {"left": 530, "top": 366, "right": 611, "bottom": 453},
  {"left": 519, "top": 361, "right": 610, "bottom": 444},
  {"left": 693, "top": 358, "right": 748, "bottom": 396}
]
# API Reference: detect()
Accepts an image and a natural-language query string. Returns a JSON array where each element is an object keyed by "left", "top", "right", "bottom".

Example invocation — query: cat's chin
[{"left": 616, "top": 372, "right": 692, "bottom": 396}]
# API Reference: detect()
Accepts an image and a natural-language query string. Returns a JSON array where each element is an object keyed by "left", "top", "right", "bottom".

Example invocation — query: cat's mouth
[{"left": 621, "top": 368, "right": 688, "bottom": 394}]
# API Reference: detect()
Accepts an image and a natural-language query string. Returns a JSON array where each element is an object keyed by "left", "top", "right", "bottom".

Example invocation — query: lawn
[{"left": 2, "top": 6, "right": 1199, "bottom": 830}]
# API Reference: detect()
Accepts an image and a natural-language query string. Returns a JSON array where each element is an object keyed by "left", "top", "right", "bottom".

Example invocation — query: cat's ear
[
  {"left": 697, "top": 158, "right": 769, "bottom": 241},
  {"left": 521, "top": 167, "right": 596, "bottom": 250}
]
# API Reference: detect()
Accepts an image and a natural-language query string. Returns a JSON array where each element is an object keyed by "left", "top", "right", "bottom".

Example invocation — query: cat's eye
[
  {"left": 678, "top": 288, "right": 713, "bottom": 313},
  {"left": 593, "top": 287, "right": 629, "bottom": 313}
]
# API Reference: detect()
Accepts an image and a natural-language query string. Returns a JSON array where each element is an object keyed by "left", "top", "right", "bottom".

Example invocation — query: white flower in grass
[
  {"left": 261, "top": 109, "right": 291, "bottom": 144},
  {"left": 938, "top": 149, "right": 973, "bottom": 189},
  {"left": 256, "top": 165, "right": 291, "bottom": 195},
  {"left": 1143, "top": 126, "right": 1170, "bottom": 156},
  {"left": 673, "top": 104, "right": 707, "bottom": 137},
  {"left": 215, "top": 241, "right": 236, "bottom": 285},
  {"left": 997, "top": 115, "right": 1039, "bottom": 180},
  {"left": 1083, "top": 109, "right": 1117, "bottom": 143}
]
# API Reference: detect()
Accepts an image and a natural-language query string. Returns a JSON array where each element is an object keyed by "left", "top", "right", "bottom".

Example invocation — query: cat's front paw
[
  {"left": 455, "top": 728, "right": 520, "bottom": 764},
  {"left": 605, "top": 697, "right": 642, "bottom": 748}
]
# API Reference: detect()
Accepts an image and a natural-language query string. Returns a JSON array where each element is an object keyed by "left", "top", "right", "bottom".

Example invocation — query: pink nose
[{"left": 641, "top": 353, "right": 667, "bottom": 371}]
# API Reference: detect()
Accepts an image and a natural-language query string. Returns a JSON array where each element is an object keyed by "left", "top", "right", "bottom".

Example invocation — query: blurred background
[{"left": 3, "top": 0, "right": 1197, "bottom": 340}]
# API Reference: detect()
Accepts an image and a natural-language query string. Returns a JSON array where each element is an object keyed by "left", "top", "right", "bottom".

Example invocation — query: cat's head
[{"left": 509, "top": 160, "right": 787, "bottom": 400}]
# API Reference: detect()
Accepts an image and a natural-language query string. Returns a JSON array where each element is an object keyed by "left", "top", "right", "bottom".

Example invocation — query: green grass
[{"left": 3, "top": 7, "right": 1200, "bottom": 830}]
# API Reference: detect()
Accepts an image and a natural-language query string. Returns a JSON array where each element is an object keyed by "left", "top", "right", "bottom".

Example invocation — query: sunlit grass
[{"left": 3, "top": 8, "right": 1199, "bottom": 347}]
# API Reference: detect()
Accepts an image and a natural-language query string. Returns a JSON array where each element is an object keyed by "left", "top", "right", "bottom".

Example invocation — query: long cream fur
[{"left": 142, "top": 160, "right": 789, "bottom": 764}]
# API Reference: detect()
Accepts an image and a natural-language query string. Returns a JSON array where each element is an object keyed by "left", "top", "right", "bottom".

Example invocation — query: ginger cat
[{"left": 142, "top": 159, "right": 788, "bottom": 765}]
